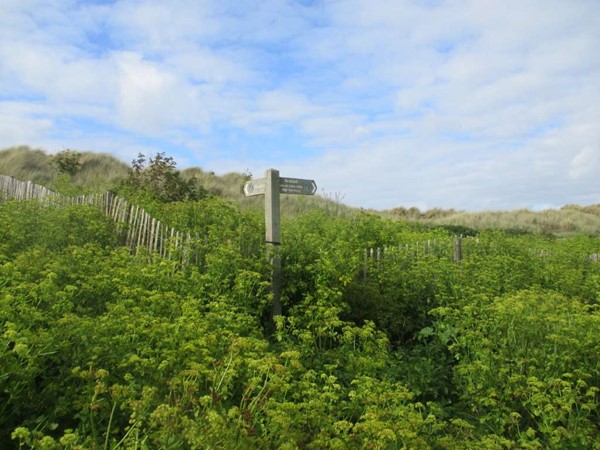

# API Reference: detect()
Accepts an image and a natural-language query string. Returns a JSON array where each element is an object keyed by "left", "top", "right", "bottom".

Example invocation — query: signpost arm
[
  {"left": 265, "top": 169, "right": 282, "bottom": 317},
  {"left": 243, "top": 169, "right": 315, "bottom": 320}
]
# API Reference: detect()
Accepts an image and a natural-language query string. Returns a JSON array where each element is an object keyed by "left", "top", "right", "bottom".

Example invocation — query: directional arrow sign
[
  {"left": 243, "top": 178, "right": 266, "bottom": 197},
  {"left": 243, "top": 169, "right": 318, "bottom": 319},
  {"left": 279, "top": 177, "right": 317, "bottom": 196}
]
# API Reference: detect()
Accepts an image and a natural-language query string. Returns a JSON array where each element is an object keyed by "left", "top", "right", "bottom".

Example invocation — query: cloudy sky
[{"left": 1, "top": 0, "right": 598, "bottom": 211}]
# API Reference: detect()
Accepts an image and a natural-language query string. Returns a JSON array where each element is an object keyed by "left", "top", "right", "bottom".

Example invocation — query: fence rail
[{"left": 0, "top": 175, "right": 202, "bottom": 264}]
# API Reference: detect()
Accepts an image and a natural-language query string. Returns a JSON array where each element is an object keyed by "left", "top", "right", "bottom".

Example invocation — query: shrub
[
  {"left": 121, "top": 152, "right": 207, "bottom": 203},
  {"left": 52, "top": 150, "right": 82, "bottom": 177}
]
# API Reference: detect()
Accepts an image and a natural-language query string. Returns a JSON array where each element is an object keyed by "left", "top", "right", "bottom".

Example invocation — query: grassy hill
[
  {"left": 0, "top": 146, "right": 354, "bottom": 218},
  {"left": 382, "top": 204, "right": 600, "bottom": 236},
  {"left": 0, "top": 145, "right": 129, "bottom": 189},
  {"left": 2, "top": 145, "right": 599, "bottom": 234}
]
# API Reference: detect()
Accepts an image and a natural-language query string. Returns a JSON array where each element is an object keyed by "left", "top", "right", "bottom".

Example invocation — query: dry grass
[
  {"left": 0, "top": 146, "right": 129, "bottom": 191},
  {"left": 181, "top": 167, "right": 248, "bottom": 201},
  {"left": 424, "top": 208, "right": 600, "bottom": 236},
  {"left": 1, "top": 146, "right": 354, "bottom": 217},
  {"left": 379, "top": 202, "right": 600, "bottom": 236},
  {"left": 74, "top": 152, "right": 129, "bottom": 187},
  {"left": 3, "top": 146, "right": 598, "bottom": 232},
  {"left": 0, "top": 145, "right": 54, "bottom": 185}
]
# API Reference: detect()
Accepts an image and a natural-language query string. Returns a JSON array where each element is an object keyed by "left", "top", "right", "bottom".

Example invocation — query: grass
[
  {"left": 1, "top": 146, "right": 353, "bottom": 218},
  {"left": 0, "top": 146, "right": 129, "bottom": 192},
  {"left": 383, "top": 207, "right": 600, "bottom": 236},
  {"left": 2, "top": 145, "right": 599, "bottom": 234},
  {"left": 0, "top": 146, "right": 54, "bottom": 185},
  {"left": 74, "top": 152, "right": 129, "bottom": 188}
]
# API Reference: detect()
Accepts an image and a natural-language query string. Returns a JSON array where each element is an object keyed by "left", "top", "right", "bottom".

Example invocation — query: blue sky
[{"left": 1, "top": 0, "right": 599, "bottom": 211}]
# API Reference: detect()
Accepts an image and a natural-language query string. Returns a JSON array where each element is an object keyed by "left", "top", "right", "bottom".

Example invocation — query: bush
[
  {"left": 432, "top": 289, "right": 600, "bottom": 447},
  {"left": 121, "top": 152, "right": 207, "bottom": 203},
  {"left": 52, "top": 150, "right": 82, "bottom": 177}
]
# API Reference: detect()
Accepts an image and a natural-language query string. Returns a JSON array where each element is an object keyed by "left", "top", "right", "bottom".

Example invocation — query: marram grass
[{"left": 2, "top": 145, "right": 598, "bottom": 234}]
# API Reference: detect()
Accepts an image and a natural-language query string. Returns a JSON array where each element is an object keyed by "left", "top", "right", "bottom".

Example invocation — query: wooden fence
[
  {"left": 0, "top": 175, "right": 202, "bottom": 263},
  {"left": 364, "top": 235, "right": 473, "bottom": 265},
  {"left": 3, "top": 175, "right": 599, "bottom": 269},
  {"left": 0, "top": 175, "right": 55, "bottom": 201},
  {"left": 363, "top": 235, "right": 599, "bottom": 278}
]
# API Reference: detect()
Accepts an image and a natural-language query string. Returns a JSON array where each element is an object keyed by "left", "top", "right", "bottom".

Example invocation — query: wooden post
[
  {"left": 265, "top": 169, "right": 282, "bottom": 317},
  {"left": 243, "top": 169, "right": 316, "bottom": 319},
  {"left": 265, "top": 169, "right": 281, "bottom": 246},
  {"left": 454, "top": 235, "right": 463, "bottom": 263}
]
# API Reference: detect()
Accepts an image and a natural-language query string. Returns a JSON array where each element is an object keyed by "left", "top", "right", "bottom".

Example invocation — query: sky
[{"left": 0, "top": 0, "right": 599, "bottom": 211}]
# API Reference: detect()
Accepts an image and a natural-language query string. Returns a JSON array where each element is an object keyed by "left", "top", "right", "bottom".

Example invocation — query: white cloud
[
  {"left": 110, "top": 0, "right": 219, "bottom": 51},
  {"left": 230, "top": 90, "right": 321, "bottom": 134},
  {"left": 255, "top": 90, "right": 317, "bottom": 122},
  {"left": 569, "top": 146, "right": 600, "bottom": 180},
  {"left": 0, "top": 109, "right": 53, "bottom": 148},
  {"left": 1, "top": 0, "right": 598, "bottom": 210},
  {"left": 115, "top": 52, "right": 194, "bottom": 133},
  {"left": 166, "top": 49, "right": 252, "bottom": 84},
  {"left": 300, "top": 115, "right": 368, "bottom": 146},
  {"left": 0, "top": 42, "right": 118, "bottom": 106}
]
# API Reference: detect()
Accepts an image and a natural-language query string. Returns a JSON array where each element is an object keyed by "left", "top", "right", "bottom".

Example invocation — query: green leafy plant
[
  {"left": 121, "top": 152, "right": 207, "bottom": 203},
  {"left": 1, "top": 180, "right": 599, "bottom": 449},
  {"left": 52, "top": 150, "right": 82, "bottom": 177}
]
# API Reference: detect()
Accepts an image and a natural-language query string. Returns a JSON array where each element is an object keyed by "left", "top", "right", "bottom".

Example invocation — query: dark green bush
[{"left": 120, "top": 153, "right": 207, "bottom": 203}]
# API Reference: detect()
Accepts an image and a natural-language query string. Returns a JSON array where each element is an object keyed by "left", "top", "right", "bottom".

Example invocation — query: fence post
[{"left": 454, "top": 235, "right": 463, "bottom": 263}]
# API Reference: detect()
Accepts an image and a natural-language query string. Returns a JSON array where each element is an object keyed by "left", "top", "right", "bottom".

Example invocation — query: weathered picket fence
[
  {"left": 4, "top": 175, "right": 599, "bottom": 269},
  {"left": 0, "top": 176, "right": 55, "bottom": 200},
  {"left": 364, "top": 235, "right": 472, "bottom": 266},
  {"left": 0, "top": 175, "right": 202, "bottom": 263},
  {"left": 363, "top": 234, "right": 599, "bottom": 278}
]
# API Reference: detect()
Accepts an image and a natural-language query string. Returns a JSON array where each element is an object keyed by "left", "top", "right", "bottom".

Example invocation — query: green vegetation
[
  {"left": 0, "top": 146, "right": 129, "bottom": 193},
  {"left": 121, "top": 153, "right": 208, "bottom": 203},
  {"left": 1, "top": 146, "right": 599, "bottom": 448},
  {"left": 52, "top": 150, "right": 83, "bottom": 177},
  {"left": 3, "top": 145, "right": 599, "bottom": 233}
]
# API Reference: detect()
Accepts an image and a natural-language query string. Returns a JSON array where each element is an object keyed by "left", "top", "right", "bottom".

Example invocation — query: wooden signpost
[{"left": 244, "top": 169, "right": 317, "bottom": 318}]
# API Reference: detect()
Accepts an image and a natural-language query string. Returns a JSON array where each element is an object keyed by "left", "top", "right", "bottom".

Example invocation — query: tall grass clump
[
  {"left": 426, "top": 208, "right": 600, "bottom": 236},
  {"left": 0, "top": 146, "right": 54, "bottom": 185},
  {"left": 0, "top": 146, "right": 129, "bottom": 193},
  {"left": 181, "top": 167, "right": 243, "bottom": 198},
  {"left": 73, "top": 152, "right": 129, "bottom": 188}
]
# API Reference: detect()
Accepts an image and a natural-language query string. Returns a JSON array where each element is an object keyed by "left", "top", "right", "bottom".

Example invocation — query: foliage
[
  {"left": 5, "top": 146, "right": 600, "bottom": 234},
  {"left": 52, "top": 150, "right": 82, "bottom": 177},
  {"left": 431, "top": 289, "right": 600, "bottom": 448},
  {"left": 120, "top": 153, "right": 208, "bottom": 203},
  {"left": 1, "top": 171, "right": 600, "bottom": 448},
  {"left": 0, "top": 201, "right": 119, "bottom": 260}
]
